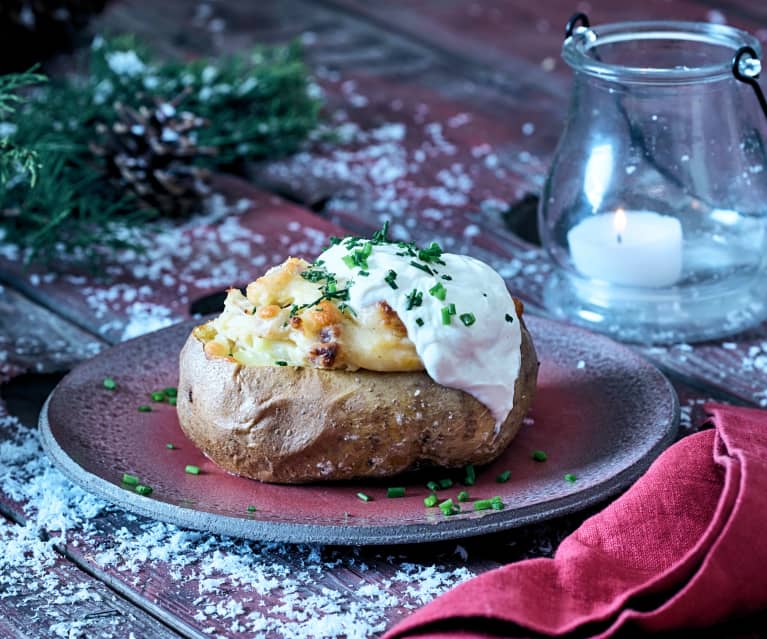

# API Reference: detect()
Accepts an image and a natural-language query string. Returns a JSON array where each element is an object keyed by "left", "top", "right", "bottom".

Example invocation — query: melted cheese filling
[{"left": 197, "top": 238, "right": 523, "bottom": 423}]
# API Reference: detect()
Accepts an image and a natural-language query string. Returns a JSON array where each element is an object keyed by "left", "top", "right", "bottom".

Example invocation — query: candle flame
[{"left": 614, "top": 208, "right": 628, "bottom": 235}]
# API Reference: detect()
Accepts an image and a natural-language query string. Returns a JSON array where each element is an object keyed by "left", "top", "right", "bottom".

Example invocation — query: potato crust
[{"left": 176, "top": 319, "right": 537, "bottom": 483}]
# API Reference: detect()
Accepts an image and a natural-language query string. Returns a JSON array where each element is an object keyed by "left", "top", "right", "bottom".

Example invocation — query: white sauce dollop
[{"left": 319, "top": 241, "right": 523, "bottom": 425}]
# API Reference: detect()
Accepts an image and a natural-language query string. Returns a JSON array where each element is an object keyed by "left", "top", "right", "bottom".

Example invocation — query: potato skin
[{"left": 177, "top": 321, "right": 537, "bottom": 483}]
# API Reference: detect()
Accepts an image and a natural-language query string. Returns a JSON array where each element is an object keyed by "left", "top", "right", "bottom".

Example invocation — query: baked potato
[{"left": 177, "top": 231, "right": 538, "bottom": 483}]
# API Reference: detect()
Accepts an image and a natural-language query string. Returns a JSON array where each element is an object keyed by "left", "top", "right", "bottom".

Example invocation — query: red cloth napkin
[{"left": 385, "top": 404, "right": 767, "bottom": 638}]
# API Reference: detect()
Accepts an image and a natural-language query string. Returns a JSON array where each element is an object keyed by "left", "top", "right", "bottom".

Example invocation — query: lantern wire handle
[
  {"left": 733, "top": 46, "right": 767, "bottom": 122},
  {"left": 565, "top": 13, "right": 590, "bottom": 39}
]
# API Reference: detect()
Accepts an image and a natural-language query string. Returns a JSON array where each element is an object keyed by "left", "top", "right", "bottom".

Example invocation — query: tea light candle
[{"left": 567, "top": 209, "right": 683, "bottom": 287}]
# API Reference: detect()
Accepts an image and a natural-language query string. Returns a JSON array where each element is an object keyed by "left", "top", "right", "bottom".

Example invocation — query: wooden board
[
  {"left": 1, "top": 0, "right": 766, "bottom": 636},
  {"left": 0, "top": 284, "right": 103, "bottom": 381},
  {"left": 0, "top": 523, "right": 184, "bottom": 639}
]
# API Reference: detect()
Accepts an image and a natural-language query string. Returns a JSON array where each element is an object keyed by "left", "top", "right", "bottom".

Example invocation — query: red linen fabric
[{"left": 385, "top": 404, "right": 767, "bottom": 638}]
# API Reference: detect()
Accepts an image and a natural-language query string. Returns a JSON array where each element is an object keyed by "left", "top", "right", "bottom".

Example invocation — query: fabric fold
[{"left": 385, "top": 404, "right": 767, "bottom": 639}]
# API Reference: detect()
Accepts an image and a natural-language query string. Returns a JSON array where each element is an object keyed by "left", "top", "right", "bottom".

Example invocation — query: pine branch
[{"left": 0, "top": 36, "right": 321, "bottom": 265}]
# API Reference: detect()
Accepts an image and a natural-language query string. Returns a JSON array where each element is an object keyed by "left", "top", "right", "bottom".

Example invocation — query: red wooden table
[{"left": 2, "top": 1, "right": 767, "bottom": 637}]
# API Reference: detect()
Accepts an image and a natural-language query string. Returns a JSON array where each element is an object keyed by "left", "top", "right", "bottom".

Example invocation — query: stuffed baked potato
[{"left": 177, "top": 229, "right": 538, "bottom": 483}]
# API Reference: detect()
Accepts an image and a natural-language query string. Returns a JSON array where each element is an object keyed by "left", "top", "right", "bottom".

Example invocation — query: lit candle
[{"left": 567, "top": 210, "right": 683, "bottom": 287}]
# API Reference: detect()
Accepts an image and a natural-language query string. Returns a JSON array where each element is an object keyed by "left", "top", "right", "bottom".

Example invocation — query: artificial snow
[{"left": 0, "top": 411, "right": 475, "bottom": 638}]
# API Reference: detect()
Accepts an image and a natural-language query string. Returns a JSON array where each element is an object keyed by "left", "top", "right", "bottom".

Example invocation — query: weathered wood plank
[
  {"left": 0, "top": 284, "right": 103, "bottom": 381},
  {"left": 322, "top": 0, "right": 767, "bottom": 85},
  {"left": 0, "top": 548, "right": 185, "bottom": 639},
  {"left": 61, "top": 511, "right": 496, "bottom": 638},
  {"left": 0, "top": 501, "right": 183, "bottom": 639},
  {"left": 0, "top": 2, "right": 765, "bottom": 636}
]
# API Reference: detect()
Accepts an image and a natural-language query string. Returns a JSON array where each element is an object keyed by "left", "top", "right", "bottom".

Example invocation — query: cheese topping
[{"left": 200, "top": 232, "right": 523, "bottom": 424}]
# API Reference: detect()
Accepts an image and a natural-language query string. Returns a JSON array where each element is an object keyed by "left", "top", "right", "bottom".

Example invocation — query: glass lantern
[{"left": 539, "top": 16, "right": 767, "bottom": 344}]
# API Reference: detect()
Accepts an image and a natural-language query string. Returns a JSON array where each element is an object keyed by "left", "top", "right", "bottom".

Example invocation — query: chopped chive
[
  {"left": 464, "top": 464, "right": 476, "bottom": 486},
  {"left": 409, "top": 260, "right": 434, "bottom": 275},
  {"left": 565, "top": 473, "right": 577, "bottom": 483},
  {"left": 185, "top": 465, "right": 201, "bottom": 475},
  {"left": 342, "top": 255, "right": 356, "bottom": 269},
  {"left": 275, "top": 361, "right": 288, "bottom": 366},
  {"left": 496, "top": 470, "right": 511, "bottom": 483},
  {"left": 387, "top": 487, "right": 406, "bottom": 498},
  {"left": 424, "top": 494, "right": 438, "bottom": 507},
  {"left": 505, "top": 313, "right": 515, "bottom": 323},
  {"left": 460, "top": 313, "right": 476, "bottom": 327},
  {"left": 438, "top": 478, "right": 453, "bottom": 489},
  {"left": 151, "top": 391, "right": 165, "bottom": 402},
  {"left": 405, "top": 289, "right": 423, "bottom": 310},
  {"left": 426, "top": 480, "right": 440, "bottom": 492},
  {"left": 457, "top": 491, "right": 469, "bottom": 502},
  {"left": 384, "top": 269, "right": 398, "bottom": 289},
  {"left": 329, "top": 236, "right": 342, "bottom": 245},
  {"left": 358, "top": 270, "right": 370, "bottom": 277},
  {"left": 418, "top": 242, "right": 444, "bottom": 263},
  {"left": 415, "top": 317, "right": 424, "bottom": 327},
  {"left": 247, "top": 505, "right": 257, "bottom": 512},
  {"left": 122, "top": 473, "right": 139, "bottom": 486},
  {"left": 441, "top": 274, "right": 452, "bottom": 281},
  {"left": 428, "top": 282, "right": 447, "bottom": 300},
  {"left": 167, "top": 397, "right": 177, "bottom": 406},
  {"left": 428, "top": 282, "right": 444, "bottom": 297},
  {"left": 137, "top": 405, "right": 152, "bottom": 413},
  {"left": 166, "top": 443, "right": 175, "bottom": 450},
  {"left": 163, "top": 387, "right": 178, "bottom": 397},
  {"left": 357, "top": 492, "right": 372, "bottom": 502},
  {"left": 135, "top": 484, "right": 153, "bottom": 496},
  {"left": 474, "top": 499, "right": 493, "bottom": 511},
  {"left": 327, "top": 281, "right": 337, "bottom": 293},
  {"left": 491, "top": 499, "right": 505, "bottom": 510},
  {"left": 532, "top": 450, "right": 548, "bottom": 462},
  {"left": 102, "top": 377, "right": 117, "bottom": 391},
  {"left": 439, "top": 498, "right": 459, "bottom": 516},
  {"left": 441, "top": 307, "right": 452, "bottom": 325},
  {"left": 447, "top": 303, "right": 456, "bottom": 315},
  {"left": 372, "top": 221, "right": 390, "bottom": 242}
]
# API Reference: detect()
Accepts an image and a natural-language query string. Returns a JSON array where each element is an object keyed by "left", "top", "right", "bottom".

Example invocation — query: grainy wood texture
[
  {"left": 0, "top": 524, "right": 185, "bottom": 639},
  {"left": 0, "top": 0, "right": 766, "bottom": 637},
  {"left": 0, "top": 323, "right": 180, "bottom": 638},
  {"left": 0, "top": 284, "right": 103, "bottom": 380}
]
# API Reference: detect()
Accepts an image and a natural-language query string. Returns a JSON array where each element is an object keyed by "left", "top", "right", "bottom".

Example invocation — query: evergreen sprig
[
  {"left": 0, "top": 36, "right": 321, "bottom": 264},
  {"left": 0, "top": 71, "right": 46, "bottom": 189}
]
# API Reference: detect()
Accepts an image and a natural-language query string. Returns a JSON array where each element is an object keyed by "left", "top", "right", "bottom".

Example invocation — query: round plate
[{"left": 40, "top": 316, "right": 678, "bottom": 545}]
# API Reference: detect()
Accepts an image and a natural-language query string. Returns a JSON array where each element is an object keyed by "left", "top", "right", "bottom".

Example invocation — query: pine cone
[
  {"left": 0, "top": 1, "right": 107, "bottom": 73},
  {"left": 92, "top": 92, "right": 216, "bottom": 218}
]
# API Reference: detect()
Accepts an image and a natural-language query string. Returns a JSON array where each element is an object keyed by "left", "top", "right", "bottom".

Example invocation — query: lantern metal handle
[
  {"left": 732, "top": 46, "right": 767, "bottom": 122},
  {"left": 565, "top": 14, "right": 767, "bottom": 123},
  {"left": 565, "top": 12, "right": 590, "bottom": 38}
]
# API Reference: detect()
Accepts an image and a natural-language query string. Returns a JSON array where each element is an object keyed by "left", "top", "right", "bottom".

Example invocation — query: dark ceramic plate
[{"left": 40, "top": 316, "right": 678, "bottom": 545}]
